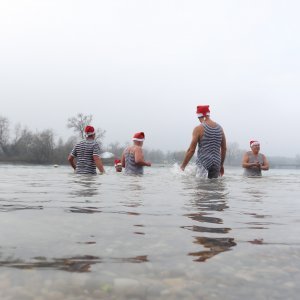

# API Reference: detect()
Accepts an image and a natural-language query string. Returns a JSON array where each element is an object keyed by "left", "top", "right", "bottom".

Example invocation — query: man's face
[
  {"left": 251, "top": 144, "right": 260, "bottom": 154},
  {"left": 115, "top": 165, "right": 122, "bottom": 172},
  {"left": 134, "top": 141, "right": 144, "bottom": 147},
  {"left": 198, "top": 117, "right": 205, "bottom": 123}
]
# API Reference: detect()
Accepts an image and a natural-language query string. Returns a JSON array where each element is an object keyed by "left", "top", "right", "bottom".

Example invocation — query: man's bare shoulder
[
  {"left": 134, "top": 145, "right": 143, "bottom": 153},
  {"left": 244, "top": 151, "right": 252, "bottom": 156},
  {"left": 123, "top": 146, "right": 133, "bottom": 153},
  {"left": 126, "top": 145, "right": 142, "bottom": 154},
  {"left": 193, "top": 124, "right": 204, "bottom": 135}
]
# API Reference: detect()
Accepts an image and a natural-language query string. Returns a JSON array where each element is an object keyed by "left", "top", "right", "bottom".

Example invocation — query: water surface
[{"left": 0, "top": 164, "right": 299, "bottom": 299}]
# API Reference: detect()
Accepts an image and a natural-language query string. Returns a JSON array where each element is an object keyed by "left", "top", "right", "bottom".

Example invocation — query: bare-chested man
[
  {"left": 242, "top": 140, "right": 269, "bottom": 176},
  {"left": 121, "top": 132, "right": 151, "bottom": 175}
]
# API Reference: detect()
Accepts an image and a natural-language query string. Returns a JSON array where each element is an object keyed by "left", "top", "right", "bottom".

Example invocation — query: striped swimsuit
[
  {"left": 124, "top": 148, "right": 144, "bottom": 175},
  {"left": 70, "top": 140, "right": 101, "bottom": 174},
  {"left": 196, "top": 123, "right": 223, "bottom": 178}
]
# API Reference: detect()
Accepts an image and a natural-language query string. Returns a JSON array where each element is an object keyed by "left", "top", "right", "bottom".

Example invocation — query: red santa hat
[
  {"left": 84, "top": 125, "right": 95, "bottom": 136},
  {"left": 250, "top": 140, "right": 260, "bottom": 148},
  {"left": 196, "top": 105, "right": 210, "bottom": 118},
  {"left": 132, "top": 132, "right": 145, "bottom": 142},
  {"left": 114, "top": 159, "right": 122, "bottom": 166}
]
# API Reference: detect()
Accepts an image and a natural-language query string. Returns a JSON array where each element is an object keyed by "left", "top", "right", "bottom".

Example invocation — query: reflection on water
[
  {"left": 67, "top": 206, "right": 102, "bottom": 213},
  {"left": 1, "top": 165, "right": 300, "bottom": 299},
  {"left": 183, "top": 179, "right": 236, "bottom": 262},
  {"left": 120, "top": 180, "right": 144, "bottom": 208},
  {"left": 68, "top": 175, "right": 100, "bottom": 198},
  {"left": 189, "top": 237, "right": 236, "bottom": 262},
  {"left": 66, "top": 175, "right": 102, "bottom": 214},
  {"left": 181, "top": 225, "right": 230, "bottom": 234},
  {"left": 0, "top": 255, "right": 149, "bottom": 273},
  {"left": 0, "top": 204, "right": 43, "bottom": 212},
  {"left": 185, "top": 213, "right": 223, "bottom": 224}
]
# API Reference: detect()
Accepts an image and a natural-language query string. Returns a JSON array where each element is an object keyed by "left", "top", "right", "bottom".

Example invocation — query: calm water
[{"left": 0, "top": 164, "right": 300, "bottom": 300}]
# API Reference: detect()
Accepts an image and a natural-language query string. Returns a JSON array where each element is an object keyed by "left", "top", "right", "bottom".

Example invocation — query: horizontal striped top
[
  {"left": 70, "top": 140, "right": 101, "bottom": 174},
  {"left": 196, "top": 123, "right": 223, "bottom": 170}
]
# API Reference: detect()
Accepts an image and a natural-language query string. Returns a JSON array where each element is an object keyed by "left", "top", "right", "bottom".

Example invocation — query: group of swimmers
[{"left": 68, "top": 105, "right": 269, "bottom": 177}]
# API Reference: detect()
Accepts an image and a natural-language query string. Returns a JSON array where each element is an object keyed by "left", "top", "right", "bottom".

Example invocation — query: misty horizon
[{"left": 1, "top": 1, "right": 300, "bottom": 157}]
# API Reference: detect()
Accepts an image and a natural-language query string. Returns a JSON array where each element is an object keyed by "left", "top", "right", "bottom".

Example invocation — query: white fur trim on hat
[
  {"left": 85, "top": 132, "right": 95, "bottom": 137},
  {"left": 250, "top": 141, "right": 260, "bottom": 147},
  {"left": 197, "top": 112, "right": 210, "bottom": 118},
  {"left": 132, "top": 138, "right": 145, "bottom": 141}
]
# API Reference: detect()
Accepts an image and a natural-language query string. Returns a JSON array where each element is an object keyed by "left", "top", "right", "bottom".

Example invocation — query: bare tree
[
  {"left": 53, "top": 136, "right": 78, "bottom": 164},
  {"left": 105, "top": 142, "right": 124, "bottom": 158},
  {"left": 165, "top": 150, "right": 186, "bottom": 163},
  {"left": 31, "top": 129, "right": 55, "bottom": 163},
  {"left": 0, "top": 116, "right": 9, "bottom": 147},
  {"left": 143, "top": 148, "right": 165, "bottom": 163},
  {"left": 10, "top": 127, "right": 34, "bottom": 159},
  {"left": 226, "top": 142, "right": 244, "bottom": 166},
  {"left": 67, "top": 113, "right": 105, "bottom": 147},
  {"left": 67, "top": 113, "right": 93, "bottom": 139},
  {"left": 13, "top": 123, "right": 22, "bottom": 144}
]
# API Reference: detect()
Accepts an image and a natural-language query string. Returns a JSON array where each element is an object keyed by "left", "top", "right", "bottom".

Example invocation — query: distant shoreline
[{"left": 1, "top": 161, "right": 300, "bottom": 170}]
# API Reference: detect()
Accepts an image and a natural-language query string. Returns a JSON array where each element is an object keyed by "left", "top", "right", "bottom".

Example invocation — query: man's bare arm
[
  {"left": 68, "top": 155, "right": 76, "bottom": 170},
  {"left": 220, "top": 130, "right": 227, "bottom": 176},
  {"left": 135, "top": 147, "right": 151, "bottom": 166},
  {"left": 242, "top": 153, "right": 260, "bottom": 169},
  {"left": 121, "top": 151, "right": 126, "bottom": 168},
  {"left": 180, "top": 126, "right": 202, "bottom": 171},
  {"left": 93, "top": 155, "right": 105, "bottom": 173},
  {"left": 261, "top": 155, "right": 269, "bottom": 170}
]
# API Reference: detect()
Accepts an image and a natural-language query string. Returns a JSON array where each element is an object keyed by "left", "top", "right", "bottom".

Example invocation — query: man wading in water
[
  {"left": 68, "top": 125, "right": 105, "bottom": 175},
  {"left": 180, "top": 105, "right": 227, "bottom": 178},
  {"left": 121, "top": 132, "right": 151, "bottom": 175},
  {"left": 242, "top": 140, "right": 269, "bottom": 177}
]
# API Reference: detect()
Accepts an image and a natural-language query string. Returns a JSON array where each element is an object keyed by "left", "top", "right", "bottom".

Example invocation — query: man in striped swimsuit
[
  {"left": 68, "top": 125, "right": 105, "bottom": 175},
  {"left": 180, "top": 105, "right": 227, "bottom": 179},
  {"left": 121, "top": 132, "right": 151, "bottom": 175}
]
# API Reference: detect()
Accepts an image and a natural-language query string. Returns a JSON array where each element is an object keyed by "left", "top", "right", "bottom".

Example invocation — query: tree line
[
  {"left": 1, "top": 114, "right": 297, "bottom": 167},
  {"left": 0, "top": 114, "right": 95, "bottom": 164},
  {"left": 0, "top": 116, "right": 189, "bottom": 165}
]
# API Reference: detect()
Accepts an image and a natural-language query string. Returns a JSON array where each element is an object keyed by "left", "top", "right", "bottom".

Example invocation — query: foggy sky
[{"left": 1, "top": 0, "right": 300, "bottom": 157}]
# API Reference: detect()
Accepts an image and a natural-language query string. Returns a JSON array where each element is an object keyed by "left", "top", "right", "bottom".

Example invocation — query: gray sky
[{"left": 1, "top": 0, "right": 300, "bottom": 157}]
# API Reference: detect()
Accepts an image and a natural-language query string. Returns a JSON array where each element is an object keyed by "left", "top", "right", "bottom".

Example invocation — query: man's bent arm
[
  {"left": 242, "top": 154, "right": 259, "bottom": 168},
  {"left": 68, "top": 155, "right": 76, "bottom": 170},
  {"left": 261, "top": 155, "right": 269, "bottom": 170},
  {"left": 93, "top": 155, "right": 105, "bottom": 173},
  {"left": 135, "top": 147, "right": 151, "bottom": 166}
]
